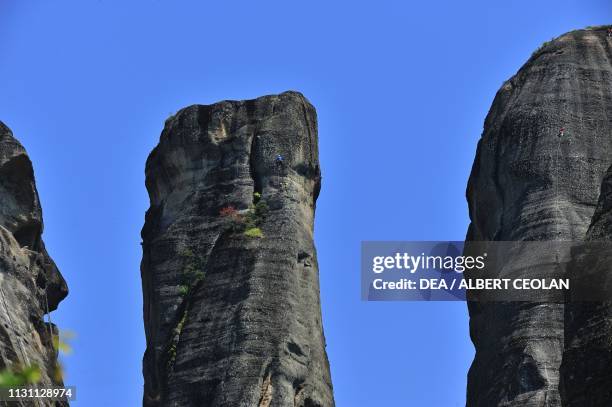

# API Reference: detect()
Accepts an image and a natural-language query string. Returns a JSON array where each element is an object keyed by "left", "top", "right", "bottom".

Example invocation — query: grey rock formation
[
  {"left": 0, "top": 121, "right": 68, "bottom": 405},
  {"left": 560, "top": 162, "right": 612, "bottom": 406},
  {"left": 466, "top": 26, "right": 612, "bottom": 406},
  {"left": 141, "top": 91, "right": 333, "bottom": 406}
]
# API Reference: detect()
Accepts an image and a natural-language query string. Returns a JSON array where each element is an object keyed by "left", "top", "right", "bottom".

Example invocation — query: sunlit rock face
[
  {"left": 141, "top": 91, "right": 334, "bottom": 406},
  {"left": 0, "top": 121, "right": 68, "bottom": 406},
  {"left": 466, "top": 26, "right": 612, "bottom": 407}
]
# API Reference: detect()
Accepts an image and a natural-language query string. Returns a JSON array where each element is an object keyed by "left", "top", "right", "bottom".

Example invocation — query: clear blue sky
[{"left": 1, "top": 1, "right": 610, "bottom": 405}]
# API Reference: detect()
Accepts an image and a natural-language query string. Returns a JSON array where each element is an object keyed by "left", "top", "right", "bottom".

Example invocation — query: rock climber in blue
[{"left": 274, "top": 154, "right": 285, "bottom": 177}]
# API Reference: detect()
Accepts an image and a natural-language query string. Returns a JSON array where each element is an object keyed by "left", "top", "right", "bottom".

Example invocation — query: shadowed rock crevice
[{"left": 141, "top": 91, "right": 333, "bottom": 406}]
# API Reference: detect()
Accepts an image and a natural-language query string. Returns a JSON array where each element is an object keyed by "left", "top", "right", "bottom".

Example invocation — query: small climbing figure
[
  {"left": 273, "top": 154, "right": 286, "bottom": 187},
  {"left": 557, "top": 127, "right": 565, "bottom": 138},
  {"left": 608, "top": 27, "right": 612, "bottom": 38},
  {"left": 275, "top": 154, "right": 284, "bottom": 166}
]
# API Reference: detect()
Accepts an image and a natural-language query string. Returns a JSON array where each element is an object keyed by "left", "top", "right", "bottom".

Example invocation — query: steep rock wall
[
  {"left": 465, "top": 26, "right": 612, "bottom": 407},
  {"left": 141, "top": 91, "right": 333, "bottom": 406},
  {"left": 0, "top": 121, "right": 68, "bottom": 406},
  {"left": 560, "top": 161, "right": 612, "bottom": 406}
]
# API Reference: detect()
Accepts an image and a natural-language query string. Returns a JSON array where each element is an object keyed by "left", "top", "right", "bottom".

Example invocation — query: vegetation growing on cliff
[
  {"left": 244, "top": 227, "right": 263, "bottom": 238},
  {"left": 0, "top": 329, "right": 73, "bottom": 387},
  {"left": 219, "top": 192, "right": 268, "bottom": 238},
  {"left": 531, "top": 38, "right": 554, "bottom": 57},
  {"left": 167, "top": 248, "right": 200, "bottom": 371},
  {"left": 0, "top": 365, "right": 41, "bottom": 387},
  {"left": 167, "top": 309, "right": 188, "bottom": 371},
  {"left": 177, "top": 248, "right": 204, "bottom": 297}
]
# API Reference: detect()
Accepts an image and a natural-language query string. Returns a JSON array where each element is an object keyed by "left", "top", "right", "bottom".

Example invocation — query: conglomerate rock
[{"left": 141, "top": 91, "right": 334, "bottom": 406}]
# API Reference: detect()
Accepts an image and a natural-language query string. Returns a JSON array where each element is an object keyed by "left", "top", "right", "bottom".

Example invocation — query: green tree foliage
[{"left": 0, "top": 365, "right": 41, "bottom": 387}]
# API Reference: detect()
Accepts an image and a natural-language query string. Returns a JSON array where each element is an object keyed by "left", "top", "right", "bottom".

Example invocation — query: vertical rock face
[
  {"left": 466, "top": 27, "right": 612, "bottom": 406},
  {"left": 0, "top": 122, "right": 68, "bottom": 405},
  {"left": 560, "top": 162, "right": 612, "bottom": 406},
  {"left": 141, "top": 91, "right": 334, "bottom": 406}
]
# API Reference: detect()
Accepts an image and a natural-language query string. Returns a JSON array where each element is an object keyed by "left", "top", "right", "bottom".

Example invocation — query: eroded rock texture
[
  {"left": 0, "top": 121, "right": 68, "bottom": 406},
  {"left": 466, "top": 26, "right": 612, "bottom": 406},
  {"left": 560, "top": 162, "right": 612, "bottom": 406},
  {"left": 141, "top": 91, "right": 333, "bottom": 406}
]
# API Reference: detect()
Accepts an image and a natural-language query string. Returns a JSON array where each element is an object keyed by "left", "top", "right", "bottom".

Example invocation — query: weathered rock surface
[
  {"left": 466, "top": 26, "right": 612, "bottom": 406},
  {"left": 0, "top": 121, "right": 68, "bottom": 406},
  {"left": 141, "top": 91, "right": 333, "bottom": 406},
  {"left": 560, "top": 162, "right": 612, "bottom": 406}
]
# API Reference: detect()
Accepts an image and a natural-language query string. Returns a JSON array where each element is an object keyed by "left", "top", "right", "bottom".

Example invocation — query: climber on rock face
[
  {"left": 558, "top": 128, "right": 565, "bottom": 138},
  {"left": 608, "top": 27, "right": 612, "bottom": 38},
  {"left": 274, "top": 154, "right": 285, "bottom": 176}
]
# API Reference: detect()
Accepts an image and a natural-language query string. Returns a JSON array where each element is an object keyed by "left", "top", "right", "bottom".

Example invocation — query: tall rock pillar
[
  {"left": 141, "top": 91, "right": 334, "bottom": 406},
  {"left": 465, "top": 27, "right": 612, "bottom": 406}
]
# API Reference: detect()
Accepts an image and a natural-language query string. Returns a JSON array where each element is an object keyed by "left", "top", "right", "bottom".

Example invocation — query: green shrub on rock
[{"left": 244, "top": 227, "right": 263, "bottom": 238}]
